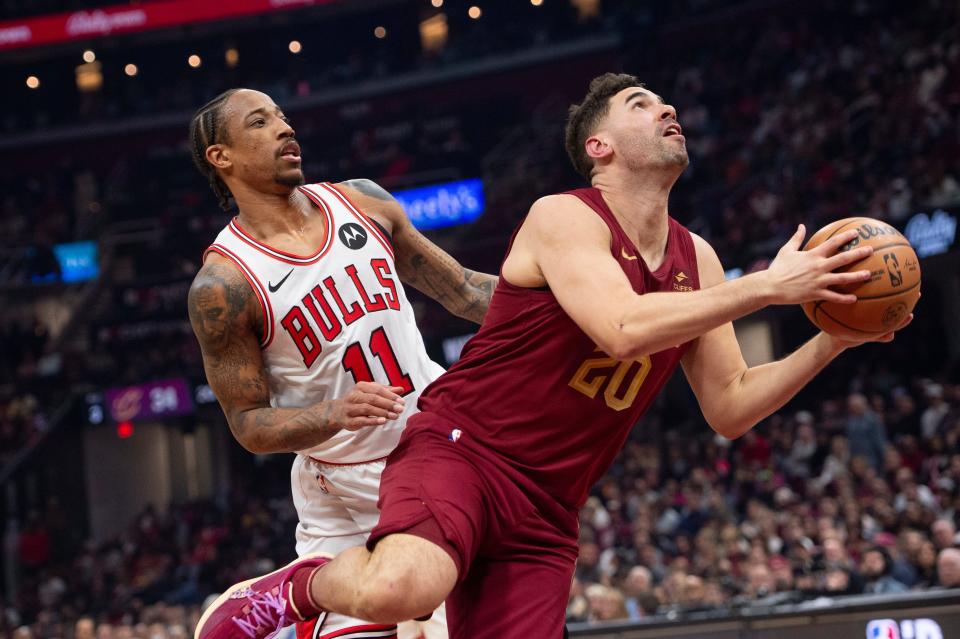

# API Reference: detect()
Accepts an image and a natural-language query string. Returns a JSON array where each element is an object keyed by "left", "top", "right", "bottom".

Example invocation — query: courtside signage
[
  {"left": 0, "top": 0, "right": 334, "bottom": 51},
  {"left": 104, "top": 378, "right": 194, "bottom": 423},
  {"left": 394, "top": 178, "right": 485, "bottom": 231},
  {"left": 866, "top": 618, "right": 943, "bottom": 639}
]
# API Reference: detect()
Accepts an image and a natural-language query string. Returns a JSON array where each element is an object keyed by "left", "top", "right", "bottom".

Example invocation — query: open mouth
[
  {"left": 279, "top": 141, "right": 301, "bottom": 162},
  {"left": 663, "top": 123, "right": 683, "bottom": 138}
]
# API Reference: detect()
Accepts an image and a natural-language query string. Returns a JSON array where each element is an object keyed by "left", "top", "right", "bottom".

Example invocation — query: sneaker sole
[{"left": 194, "top": 552, "right": 333, "bottom": 639}]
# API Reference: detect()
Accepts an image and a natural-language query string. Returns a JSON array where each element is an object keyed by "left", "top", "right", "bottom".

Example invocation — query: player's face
[
  {"left": 601, "top": 86, "right": 688, "bottom": 171},
  {"left": 217, "top": 89, "right": 304, "bottom": 192}
]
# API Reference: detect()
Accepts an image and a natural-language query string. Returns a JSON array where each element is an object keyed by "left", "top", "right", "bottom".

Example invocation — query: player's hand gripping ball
[{"left": 801, "top": 217, "right": 920, "bottom": 341}]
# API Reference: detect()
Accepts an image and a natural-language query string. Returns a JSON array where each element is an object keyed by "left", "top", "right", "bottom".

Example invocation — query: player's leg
[
  {"left": 308, "top": 532, "right": 457, "bottom": 623},
  {"left": 196, "top": 418, "right": 480, "bottom": 639},
  {"left": 331, "top": 460, "right": 447, "bottom": 639},
  {"left": 294, "top": 458, "right": 402, "bottom": 638},
  {"left": 308, "top": 415, "right": 491, "bottom": 628}
]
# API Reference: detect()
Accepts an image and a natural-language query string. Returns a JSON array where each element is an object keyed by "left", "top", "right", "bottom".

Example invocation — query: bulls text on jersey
[{"left": 280, "top": 258, "right": 401, "bottom": 369}]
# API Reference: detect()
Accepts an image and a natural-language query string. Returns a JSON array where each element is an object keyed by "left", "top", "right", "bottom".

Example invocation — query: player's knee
[{"left": 355, "top": 568, "right": 439, "bottom": 622}]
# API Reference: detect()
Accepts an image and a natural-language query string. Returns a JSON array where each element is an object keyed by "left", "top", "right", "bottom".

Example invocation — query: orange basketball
[{"left": 801, "top": 217, "right": 921, "bottom": 341}]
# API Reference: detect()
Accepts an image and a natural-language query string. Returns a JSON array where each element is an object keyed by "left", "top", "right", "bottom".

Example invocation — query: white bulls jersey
[{"left": 204, "top": 182, "right": 444, "bottom": 463}]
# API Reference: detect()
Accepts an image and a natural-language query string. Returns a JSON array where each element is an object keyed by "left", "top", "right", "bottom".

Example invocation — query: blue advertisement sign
[
  {"left": 53, "top": 241, "right": 99, "bottom": 282},
  {"left": 903, "top": 209, "right": 957, "bottom": 258},
  {"left": 394, "top": 178, "right": 485, "bottom": 230}
]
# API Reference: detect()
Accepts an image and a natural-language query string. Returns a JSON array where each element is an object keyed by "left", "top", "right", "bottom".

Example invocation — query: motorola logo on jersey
[{"left": 338, "top": 223, "right": 368, "bottom": 250}]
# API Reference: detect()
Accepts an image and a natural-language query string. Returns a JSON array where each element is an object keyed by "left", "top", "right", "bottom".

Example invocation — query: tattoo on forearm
[
  {"left": 237, "top": 402, "right": 342, "bottom": 452},
  {"left": 402, "top": 247, "right": 496, "bottom": 324},
  {"left": 339, "top": 178, "right": 497, "bottom": 323}
]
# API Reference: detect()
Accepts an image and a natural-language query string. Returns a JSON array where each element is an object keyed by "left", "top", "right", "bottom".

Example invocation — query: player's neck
[
  {"left": 233, "top": 186, "right": 316, "bottom": 239},
  {"left": 593, "top": 169, "right": 673, "bottom": 259}
]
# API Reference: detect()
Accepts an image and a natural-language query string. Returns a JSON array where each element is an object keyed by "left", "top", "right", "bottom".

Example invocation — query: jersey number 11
[{"left": 341, "top": 327, "right": 415, "bottom": 396}]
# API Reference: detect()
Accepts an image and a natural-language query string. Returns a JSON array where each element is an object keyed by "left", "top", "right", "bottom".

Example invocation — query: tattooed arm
[
  {"left": 187, "top": 254, "right": 407, "bottom": 454},
  {"left": 337, "top": 179, "right": 497, "bottom": 324}
]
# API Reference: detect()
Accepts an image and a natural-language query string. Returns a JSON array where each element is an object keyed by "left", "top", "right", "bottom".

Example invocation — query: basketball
[{"left": 801, "top": 217, "right": 921, "bottom": 341}]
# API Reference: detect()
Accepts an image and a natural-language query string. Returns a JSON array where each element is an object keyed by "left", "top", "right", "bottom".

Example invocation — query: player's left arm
[
  {"left": 680, "top": 233, "right": 911, "bottom": 440},
  {"left": 336, "top": 179, "right": 497, "bottom": 324}
]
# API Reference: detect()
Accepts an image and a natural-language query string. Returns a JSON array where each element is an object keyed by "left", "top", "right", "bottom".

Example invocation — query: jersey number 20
[
  {"left": 568, "top": 349, "right": 652, "bottom": 411},
  {"left": 341, "top": 327, "right": 415, "bottom": 396}
]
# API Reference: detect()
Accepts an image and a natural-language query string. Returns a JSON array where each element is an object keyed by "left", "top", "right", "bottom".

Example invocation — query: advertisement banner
[
  {"left": 901, "top": 209, "right": 958, "bottom": 258},
  {"left": 394, "top": 177, "right": 485, "bottom": 231},
  {"left": 104, "top": 378, "right": 194, "bottom": 423},
  {"left": 0, "top": 0, "right": 332, "bottom": 51}
]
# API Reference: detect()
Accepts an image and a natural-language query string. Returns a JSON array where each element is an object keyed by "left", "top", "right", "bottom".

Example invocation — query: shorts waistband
[{"left": 306, "top": 454, "right": 388, "bottom": 468}]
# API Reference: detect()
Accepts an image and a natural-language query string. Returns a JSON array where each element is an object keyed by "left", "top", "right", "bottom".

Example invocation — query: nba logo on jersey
[
  {"left": 449, "top": 428, "right": 462, "bottom": 443},
  {"left": 866, "top": 619, "right": 900, "bottom": 639}
]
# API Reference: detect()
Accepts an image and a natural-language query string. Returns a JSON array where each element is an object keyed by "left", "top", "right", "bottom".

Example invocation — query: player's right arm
[
  {"left": 187, "top": 254, "right": 406, "bottom": 454},
  {"left": 505, "top": 195, "right": 872, "bottom": 361}
]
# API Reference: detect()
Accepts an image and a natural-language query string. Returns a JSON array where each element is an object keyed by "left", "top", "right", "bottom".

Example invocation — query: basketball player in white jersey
[{"left": 186, "top": 89, "right": 495, "bottom": 639}]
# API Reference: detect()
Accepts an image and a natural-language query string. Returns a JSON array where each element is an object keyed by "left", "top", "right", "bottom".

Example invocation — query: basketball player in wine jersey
[
  {"left": 187, "top": 89, "right": 496, "bottom": 639},
  {"left": 196, "top": 75, "right": 912, "bottom": 639}
]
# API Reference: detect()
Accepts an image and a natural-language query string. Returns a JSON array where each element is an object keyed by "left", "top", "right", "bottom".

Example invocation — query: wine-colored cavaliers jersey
[{"left": 417, "top": 187, "right": 700, "bottom": 510}]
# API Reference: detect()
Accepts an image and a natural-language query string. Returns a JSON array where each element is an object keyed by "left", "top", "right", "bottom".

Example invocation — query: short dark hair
[
  {"left": 564, "top": 72, "right": 644, "bottom": 182},
  {"left": 189, "top": 88, "right": 241, "bottom": 211},
  {"left": 866, "top": 546, "right": 893, "bottom": 575}
]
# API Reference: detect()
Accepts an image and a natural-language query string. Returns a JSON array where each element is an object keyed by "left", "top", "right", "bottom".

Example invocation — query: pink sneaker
[{"left": 194, "top": 554, "right": 331, "bottom": 639}]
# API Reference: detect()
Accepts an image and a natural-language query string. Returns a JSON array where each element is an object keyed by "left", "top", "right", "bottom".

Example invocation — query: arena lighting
[
  {"left": 75, "top": 60, "right": 102, "bottom": 92},
  {"left": 124, "top": 63, "right": 137, "bottom": 76},
  {"left": 419, "top": 13, "right": 448, "bottom": 52},
  {"left": 82, "top": 48, "right": 95, "bottom": 62},
  {"left": 374, "top": 26, "right": 386, "bottom": 39},
  {"left": 468, "top": 5, "right": 482, "bottom": 19},
  {"left": 25, "top": 75, "right": 39, "bottom": 88},
  {"left": 288, "top": 40, "right": 302, "bottom": 54},
  {"left": 531, "top": 0, "right": 544, "bottom": 5},
  {"left": 116, "top": 421, "right": 134, "bottom": 439},
  {"left": 431, "top": 0, "right": 443, "bottom": 6},
  {"left": 225, "top": 47, "right": 239, "bottom": 67},
  {"left": 188, "top": 53, "right": 201, "bottom": 68}
]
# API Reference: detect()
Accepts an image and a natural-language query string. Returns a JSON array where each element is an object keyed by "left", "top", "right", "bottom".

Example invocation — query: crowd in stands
[
  {"left": 2, "top": 480, "right": 300, "bottom": 639},
  {"left": 568, "top": 372, "right": 960, "bottom": 623}
]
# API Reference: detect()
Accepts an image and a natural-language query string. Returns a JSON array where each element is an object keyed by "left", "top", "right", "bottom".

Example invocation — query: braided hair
[{"left": 189, "top": 89, "right": 241, "bottom": 211}]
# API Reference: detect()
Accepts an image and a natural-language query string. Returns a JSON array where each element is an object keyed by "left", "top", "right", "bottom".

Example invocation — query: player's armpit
[
  {"left": 337, "top": 178, "right": 497, "bottom": 324},
  {"left": 679, "top": 234, "right": 750, "bottom": 437}
]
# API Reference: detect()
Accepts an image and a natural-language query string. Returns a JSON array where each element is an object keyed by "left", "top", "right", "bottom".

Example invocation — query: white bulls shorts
[{"left": 291, "top": 454, "right": 447, "bottom": 639}]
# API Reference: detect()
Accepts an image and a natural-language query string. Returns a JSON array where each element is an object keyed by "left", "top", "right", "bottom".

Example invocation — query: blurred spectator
[
  {"left": 623, "top": 566, "right": 653, "bottom": 620},
  {"left": 931, "top": 518, "right": 960, "bottom": 550},
  {"left": 860, "top": 547, "right": 909, "bottom": 594},
  {"left": 922, "top": 384, "right": 951, "bottom": 440},
  {"left": 846, "top": 393, "right": 887, "bottom": 472},
  {"left": 936, "top": 549, "right": 960, "bottom": 588}
]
